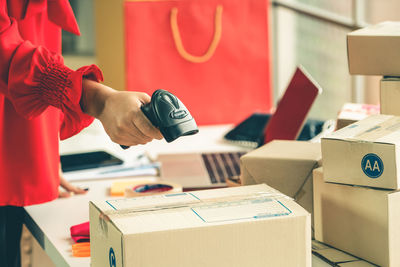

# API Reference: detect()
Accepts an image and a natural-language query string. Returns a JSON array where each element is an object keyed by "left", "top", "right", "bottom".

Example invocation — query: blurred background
[{"left": 62, "top": 0, "right": 400, "bottom": 122}]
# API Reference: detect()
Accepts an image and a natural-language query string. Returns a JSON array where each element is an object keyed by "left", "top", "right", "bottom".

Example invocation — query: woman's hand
[
  {"left": 58, "top": 167, "right": 87, "bottom": 198},
  {"left": 81, "top": 79, "right": 162, "bottom": 147},
  {"left": 97, "top": 90, "right": 163, "bottom": 146}
]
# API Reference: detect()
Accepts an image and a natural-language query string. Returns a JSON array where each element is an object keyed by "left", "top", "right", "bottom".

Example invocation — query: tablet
[{"left": 60, "top": 151, "right": 123, "bottom": 172}]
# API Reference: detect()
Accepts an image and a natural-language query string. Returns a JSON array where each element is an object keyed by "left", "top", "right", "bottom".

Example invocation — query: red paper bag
[{"left": 125, "top": 0, "right": 272, "bottom": 125}]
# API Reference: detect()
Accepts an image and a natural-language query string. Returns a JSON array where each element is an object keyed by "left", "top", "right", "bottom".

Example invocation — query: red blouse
[{"left": 0, "top": 0, "right": 103, "bottom": 206}]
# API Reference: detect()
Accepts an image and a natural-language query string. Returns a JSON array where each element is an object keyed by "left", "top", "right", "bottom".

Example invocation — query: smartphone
[{"left": 60, "top": 151, "right": 124, "bottom": 172}]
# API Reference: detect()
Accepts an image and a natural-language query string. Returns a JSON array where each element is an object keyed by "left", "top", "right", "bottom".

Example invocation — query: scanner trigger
[{"left": 160, "top": 93, "right": 180, "bottom": 109}]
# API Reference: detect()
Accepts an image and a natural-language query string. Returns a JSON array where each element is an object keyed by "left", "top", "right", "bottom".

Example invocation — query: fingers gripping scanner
[{"left": 121, "top": 89, "right": 199, "bottom": 149}]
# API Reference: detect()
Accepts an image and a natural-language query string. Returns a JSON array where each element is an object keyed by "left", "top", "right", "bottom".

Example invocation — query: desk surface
[
  {"left": 24, "top": 120, "right": 328, "bottom": 267},
  {"left": 24, "top": 120, "right": 247, "bottom": 267}
]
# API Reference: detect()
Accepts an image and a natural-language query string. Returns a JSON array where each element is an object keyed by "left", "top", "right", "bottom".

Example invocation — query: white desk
[
  {"left": 24, "top": 120, "right": 330, "bottom": 267},
  {"left": 24, "top": 120, "right": 247, "bottom": 267}
]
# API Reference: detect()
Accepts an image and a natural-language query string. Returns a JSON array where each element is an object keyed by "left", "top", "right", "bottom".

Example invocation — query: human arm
[
  {"left": 1, "top": 2, "right": 161, "bottom": 145},
  {"left": 80, "top": 79, "right": 163, "bottom": 146}
]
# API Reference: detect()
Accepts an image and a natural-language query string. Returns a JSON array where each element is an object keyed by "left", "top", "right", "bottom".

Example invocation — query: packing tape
[
  {"left": 124, "top": 182, "right": 182, "bottom": 197},
  {"left": 103, "top": 188, "right": 291, "bottom": 217},
  {"left": 110, "top": 178, "right": 157, "bottom": 197}
]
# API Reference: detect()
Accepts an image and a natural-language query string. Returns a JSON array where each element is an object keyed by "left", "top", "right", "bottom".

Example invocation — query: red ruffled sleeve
[
  {"left": 0, "top": 2, "right": 104, "bottom": 140},
  {"left": 7, "top": 43, "right": 103, "bottom": 139},
  {"left": 60, "top": 65, "right": 103, "bottom": 140}
]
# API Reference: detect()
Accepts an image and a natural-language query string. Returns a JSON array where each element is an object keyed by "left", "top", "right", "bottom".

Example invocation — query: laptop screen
[
  {"left": 263, "top": 66, "right": 322, "bottom": 144},
  {"left": 224, "top": 66, "right": 322, "bottom": 147}
]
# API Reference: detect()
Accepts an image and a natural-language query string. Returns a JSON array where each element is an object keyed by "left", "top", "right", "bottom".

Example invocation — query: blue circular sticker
[
  {"left": 109, "top": 247, "right": 116, "bottom": 267},
  {"left": 361, "top": 153, "right": 384, "bottom": 179}
]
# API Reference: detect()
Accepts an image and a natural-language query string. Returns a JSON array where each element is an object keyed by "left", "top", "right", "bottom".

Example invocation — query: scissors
[{"left": 72, "top": 242, "right": 90, "bottom": 257}]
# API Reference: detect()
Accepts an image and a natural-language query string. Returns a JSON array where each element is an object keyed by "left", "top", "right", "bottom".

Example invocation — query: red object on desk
[{"left": 70, "top": 221, "right": 90, "bottom": 243}]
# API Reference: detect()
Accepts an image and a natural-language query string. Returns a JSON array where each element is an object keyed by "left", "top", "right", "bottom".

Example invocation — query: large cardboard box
[
  {"left": 347, "top": 21, "right": 400, "bottom": 75},
  {"left": 240, "top": 140, "right": 322, "bottom": 215},
  {"left": 381, "top": 77, "right": 400, "bottom": 116},
  {"left": 313, "top": 167, "right": 400, "bottom": 267},
  {"left": 90, "top": 184, "right": 311, "bottom": 267},
  {"left": 321, "top": 114, "right": 400, "bottom": 189},
  {"left": 336, "top": 103, "right": 380, "bottom": 130}
]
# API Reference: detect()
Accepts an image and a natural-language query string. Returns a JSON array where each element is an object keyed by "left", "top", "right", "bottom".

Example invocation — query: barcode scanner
[{"left": 120, "top": 89, "right": 199, "bottom": 149}]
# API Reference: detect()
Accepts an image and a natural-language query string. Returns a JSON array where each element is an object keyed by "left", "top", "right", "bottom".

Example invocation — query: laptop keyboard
[{"left": 201, "top": 152, "right": 246, "bottom": 184}]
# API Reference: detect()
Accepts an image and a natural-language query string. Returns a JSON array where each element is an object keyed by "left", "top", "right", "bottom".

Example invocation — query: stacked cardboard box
[
  {"left": 322, "top": 114, "right": 400, "bottom": 189},
  {"left": 239, "top": 140, "right": 384, "bottom": 265},
  {"left": 316, "top": 114, "right": 400, "bottom": 266},
  {"left": 314, "top": 24, "right": 400, "bottom": 266},
  {"left": 314, "top": 167, "right": 400, "bottom": 267},
  {"left": 347, "top": 21, "right": 400, "bottom": 116},
  {"left": 347, "top": 21, "right": 400, "bottom": 76}
]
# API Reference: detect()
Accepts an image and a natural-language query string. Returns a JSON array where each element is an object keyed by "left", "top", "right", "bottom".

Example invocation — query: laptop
[{"left": 157, "top": 66, "right": 322, "bottom": 189}]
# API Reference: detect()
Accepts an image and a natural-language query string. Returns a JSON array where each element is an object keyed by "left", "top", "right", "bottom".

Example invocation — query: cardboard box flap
[
  {"left": 323, "top": 114, "right": 400, "bottom": 145},
  {"left": 242, "top": 140, "right": 321, "bottom": 160},
  {"left": 240, "top": 140, "right": 321, "bottom": 197},
  {"left": 338, "top": 262, "right": 377, "bottom": 266},
  {"left": 312, "top": 240, "right": 377, "bottom": 267},
  {"left": 315, "top": 248, "right": 359, "bottom": 264},
  {"left": 349, "top": 21, "right": 400, "bottom": 36},
  {"left": 92, "top": 184, "right": 308, "bottom": 235}
]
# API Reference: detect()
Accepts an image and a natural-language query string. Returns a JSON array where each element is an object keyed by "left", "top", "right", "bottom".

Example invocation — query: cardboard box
[
  {"left": 313, "top": 167, "right": 400, "bottom": 267},
  {"left": 321, "top": 114, "right": 400, "bottom": 189},
  {"left": 240, "top": 140, "right": 322, "bottom": 215},
  {"left": 312, "top": 240, "right": 377, "bottom": 266},
  {"left": 336, "top": 103, "right": 380, "bottom": 130},
  {"left": 381, "top": 77, "right": 400, "bottom": 116},
  {"left": 347, "top": 21, "right": 400, "bottom": 75},
  {"left": 90, "top": 184, "right": 311, "bottom": 267}
]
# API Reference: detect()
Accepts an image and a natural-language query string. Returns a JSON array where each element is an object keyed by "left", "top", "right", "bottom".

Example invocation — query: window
[
  {"left": 62, "top": 0, "right": 95, "bottom": 69},
  {"left": 62, "top": 0, "right": 95, "bottom": 55},
  {"left": 271, "top": 0, "right": 400, "bottom": 121}
]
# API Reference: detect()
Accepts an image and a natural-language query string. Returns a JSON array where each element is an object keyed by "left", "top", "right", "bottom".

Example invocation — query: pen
[{"left": 98, "top": 163, "right": 160, "bottom": 175}]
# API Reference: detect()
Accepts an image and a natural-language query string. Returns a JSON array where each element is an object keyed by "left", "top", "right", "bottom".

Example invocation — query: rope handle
[{"left": 170, "top": 5, "right": 223, "bottom": 63}]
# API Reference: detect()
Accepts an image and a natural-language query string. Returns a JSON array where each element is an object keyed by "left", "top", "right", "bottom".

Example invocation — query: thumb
[
  {"left": 58, "top": 190, "right": 71, "bottom": 198},
  {"left": 137, "top": 92, "right": 151, "bottom": 104},
  {"left": 60, "top": 175, "right": 87, "bottom": 194}
]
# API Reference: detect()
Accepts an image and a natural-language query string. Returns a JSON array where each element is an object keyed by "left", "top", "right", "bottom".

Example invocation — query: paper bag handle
[{"left": 170, "top": 5, "right": 223, "bottom": 63}]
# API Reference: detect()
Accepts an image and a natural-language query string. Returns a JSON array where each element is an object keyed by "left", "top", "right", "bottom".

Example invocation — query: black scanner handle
[{"left": 120, "top": 89, "right": 198, "bottom": 149}]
